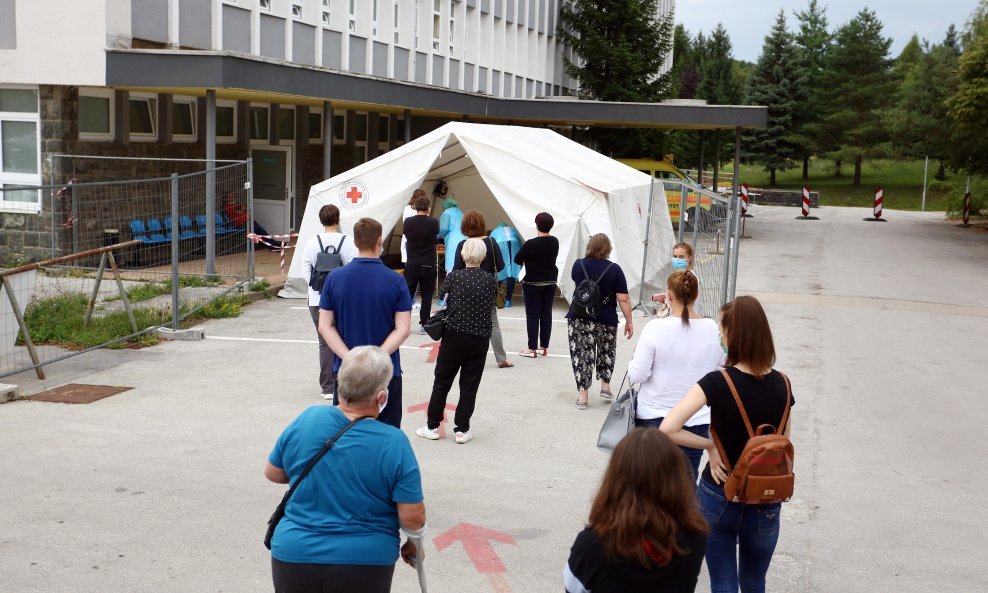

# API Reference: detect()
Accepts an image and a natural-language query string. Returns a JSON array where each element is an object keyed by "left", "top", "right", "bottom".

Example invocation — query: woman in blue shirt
[{"left": 265, "top": 346, "right": 426, "bottom": 593}]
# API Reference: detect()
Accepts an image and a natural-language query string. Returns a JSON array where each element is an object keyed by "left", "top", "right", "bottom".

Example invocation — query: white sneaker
[
  {"left": 412, "top": 303, "right": 421, "bottom": 311},
  {"left": 454, "top": 431, "right": 473, "bottom": 444},
  {"left": 416, "top": 426, "right": 440, "bottom": 440},
  {"left": 321, "top": 392, "right": 333, "bottom": 400}
]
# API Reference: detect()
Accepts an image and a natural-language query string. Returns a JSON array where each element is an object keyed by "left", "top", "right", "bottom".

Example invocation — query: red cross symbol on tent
[{"left": 339, "top": 179, "right": 369, "bottom": 209}]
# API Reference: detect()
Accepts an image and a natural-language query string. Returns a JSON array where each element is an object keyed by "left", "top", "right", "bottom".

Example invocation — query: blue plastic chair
[
  {"left": 147, "top": 218, "right": 170, "bottom": 242},
  {"left": 178, "top": 215, "right": 198, "bottom": 239},
  {"left": 129, "top": 219, "right": 156, "bottom": 244},
  {"left": 214, "top": 213, "right": 233, "bottom": 234}
]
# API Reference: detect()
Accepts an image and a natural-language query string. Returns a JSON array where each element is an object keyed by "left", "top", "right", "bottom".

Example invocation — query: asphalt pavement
[{"left": 1, "top": 204, "right": 985, "bottom": 593}]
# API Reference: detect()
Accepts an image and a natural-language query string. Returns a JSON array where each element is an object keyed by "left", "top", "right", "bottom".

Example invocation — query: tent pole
[{"left": 634, "top": 176, "right": 657, "bottom": 316}]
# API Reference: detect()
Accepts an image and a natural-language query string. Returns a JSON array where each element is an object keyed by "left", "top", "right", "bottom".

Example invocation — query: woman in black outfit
[
  {"left": 563, "top": 428, "right": 708, "bottom": 593},
  {"left": 660, "top": 296, "right": 794, "bottom": 593},
  {"left": 416, "top": 238, "right": 497, "bottom": 445},
  {"left": 515, "top": 212, "right": 559, "bottom": 358}
]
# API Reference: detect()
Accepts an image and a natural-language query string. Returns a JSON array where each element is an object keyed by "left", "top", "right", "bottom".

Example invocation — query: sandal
[
  {"left": 498, "top": 360, "right": 515, "bottom": 368},
  {"left": 599, "top": 389, "right": 613, "bottom": 400},
  {"left": 519, "top": 350, "right": 538, "bottom": 358},
  {"left": 538, "top": 348, "right": 549, "bottom": 357},
  {"left": 575, "top": 399, "right": 588, "bottom": 410}
]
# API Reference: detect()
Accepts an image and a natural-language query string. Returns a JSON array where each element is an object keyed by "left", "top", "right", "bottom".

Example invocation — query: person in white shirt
[
  {"left": 301, "top": 204, "right": 359, "bottom": 399},
  {"left": 627, "top": 269, "right": 724, "bottom": 479},
  {"left": 400, "top": 190, "right": 426, "bottom": 311}
]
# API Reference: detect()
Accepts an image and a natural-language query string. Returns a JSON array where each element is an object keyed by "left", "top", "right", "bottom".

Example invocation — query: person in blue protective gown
[{"left": 492, "top": 222, "right": 523, "bottom": 308}]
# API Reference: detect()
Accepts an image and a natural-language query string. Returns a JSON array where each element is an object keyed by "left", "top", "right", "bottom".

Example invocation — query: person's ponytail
[{"left": 667, "top": 270, "right": 700, "bottom": 328}]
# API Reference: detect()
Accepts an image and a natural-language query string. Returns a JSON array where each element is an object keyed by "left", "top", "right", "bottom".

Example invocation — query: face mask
[
  {"left": 672, "top": 257, "right": 688, "bottom": 271},
  {"left": 378, "top": 390, "right": 389, "bottom": 414}
]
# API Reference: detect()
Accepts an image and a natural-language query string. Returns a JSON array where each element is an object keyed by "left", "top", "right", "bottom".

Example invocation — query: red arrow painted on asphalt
[
  {"left": 433, "top": 522, "right": 517, "bottom": 574},
  {"left": 419, "top": 341, "right": 442, "bottom": 363},
  {"left": 406, "top": 402, "right": 456, "bottom": 438}
]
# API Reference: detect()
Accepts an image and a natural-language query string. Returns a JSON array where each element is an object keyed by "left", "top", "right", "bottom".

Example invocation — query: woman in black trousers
[
  {"left": 515, "top": 212, "right": 559, "bottom": 358},
  {"left": 416, "top": 238, "right": 497, "bottom": 445}
]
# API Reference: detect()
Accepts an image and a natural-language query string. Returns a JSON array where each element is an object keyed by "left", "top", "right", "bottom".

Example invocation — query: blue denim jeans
[
  {"left": 697, "top": 478, "right": 782, "bottom": 593},
  {"left": 635, "top": 417, "right": 708, "bottom": 481}
]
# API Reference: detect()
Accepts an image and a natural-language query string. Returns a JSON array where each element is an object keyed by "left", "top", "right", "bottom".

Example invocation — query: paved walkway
[{"left": 1, "top": 205, "right": 985, "bottom": 592}]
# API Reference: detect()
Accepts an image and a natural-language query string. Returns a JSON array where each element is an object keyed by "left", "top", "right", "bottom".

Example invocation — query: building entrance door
[{"left": 251, "top": 147, "right": 293, "bottom": 235}]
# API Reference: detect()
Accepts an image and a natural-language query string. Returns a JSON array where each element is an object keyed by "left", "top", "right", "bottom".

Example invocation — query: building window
[
  {"left": 354, "top": 113, "right": 368, "bottom": 142},
  {"left": 393, "top": 1, "right": 400, "bottom": 44},
  {"left": 308, "top": 111, "right": 323, "bottom": 144},
  {"left": 291, "top": 2, "right": 302, "bottom": 18},
  {"left": 378, "top": 115, "right": 389, "bottom": 143},
  {"left": 0, "top": 86, "right": 41, "bottom": 211},
  {"left": 216, "top": 100, "right": 237, "bottom": 143},
  {"left": 332, "top": 113, "right": 345, "bottom": 144},
  {"left": 349, "top": 0, "right": 356, "bottom": 31},
  {"left": 129, "top": 94, "right": 158, "bottom": 142},
  {"left": 78, "top": 88, "right": 114, "bottom": 141},
  {"left": 372, "top": 0, "right": 379, "bottom": 37},
  {"left": 449, "top": 0, "right": 455, "bottom": 53},
  {"left": 250, "top": 106, "right": 269, "bottom": 141},
  {"left": 278, "top": 108, "right": 295, "bottom": 141},
  {"left": 259, "top": 0, "right": 271, "bottom": 11},
  {"left": 172, "top": 97, "right": 197, "bottom": 142}
]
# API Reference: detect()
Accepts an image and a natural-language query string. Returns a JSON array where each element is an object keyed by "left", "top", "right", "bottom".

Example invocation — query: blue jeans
[
  {"left": 697, "top": 479, "right": 782, "bottom": 593},
  {"left": 635, "top": 417, "right": 708, "bottom": 481}
]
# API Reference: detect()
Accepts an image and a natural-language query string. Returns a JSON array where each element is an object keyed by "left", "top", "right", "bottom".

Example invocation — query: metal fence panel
[{"left": 0, "top": 158, "right": 252, "bottom": 379}]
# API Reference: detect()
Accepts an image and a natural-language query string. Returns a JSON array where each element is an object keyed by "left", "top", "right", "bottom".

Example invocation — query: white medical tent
[{"left": 281, "top": 122, "right": 674, "bottom": 306}]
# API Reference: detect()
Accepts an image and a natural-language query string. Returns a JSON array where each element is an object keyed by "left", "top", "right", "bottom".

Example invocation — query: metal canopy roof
[{"left": 105, "top": 50, "right": 766, "bottom": 130}]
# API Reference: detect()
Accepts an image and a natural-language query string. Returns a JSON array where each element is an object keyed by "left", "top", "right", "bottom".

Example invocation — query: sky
[{"left": 675, "top": 0, "right": 979, "bottom": 63}]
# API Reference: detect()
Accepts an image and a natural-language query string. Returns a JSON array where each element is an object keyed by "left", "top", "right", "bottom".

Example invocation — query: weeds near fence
[
  {"left": 197, "top": 294, "right": 248, "bottom": 319},
  {"left": 249, "top": 279, "right": 270, "bottom": 292},
  {"left": 19, "top": 293, "right": 167, "bottom": 350}
]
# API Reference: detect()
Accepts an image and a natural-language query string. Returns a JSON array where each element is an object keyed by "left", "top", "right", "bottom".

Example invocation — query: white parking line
[{"left": 205, "top": 335, "right": 571, "bottom": 358}]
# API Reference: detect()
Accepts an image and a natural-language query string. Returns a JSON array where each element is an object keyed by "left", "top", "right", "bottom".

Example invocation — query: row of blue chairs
[{"left": 129, "top": 214, "right": 246, "bottom": 244}]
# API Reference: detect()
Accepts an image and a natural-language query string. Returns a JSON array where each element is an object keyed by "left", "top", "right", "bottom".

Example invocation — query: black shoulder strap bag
[{"left": 264, "top": 415, "right": 370, "bottom": 550}]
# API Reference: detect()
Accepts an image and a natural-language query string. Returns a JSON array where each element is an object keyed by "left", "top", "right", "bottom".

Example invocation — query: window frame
[
  {"left": 249, "top": 104, "right": 270, "bottom": 142},
  {"left": 78, "top": 87, "right": 115, "bottom": 142},
  {"left": 0, "top": 84, "right": 42, "bottom": 212},
  {"left": 128, "top": 92, "right": 159, "bottom": 142},
  {"left": 171, "top": 95, "right": 198, "bottom": 143},
  {"left": 308, "top": 109, "right": 324, "bottom": 145},
  {"left": 216, "top": 99, "right": 238, "bottom": 144}
]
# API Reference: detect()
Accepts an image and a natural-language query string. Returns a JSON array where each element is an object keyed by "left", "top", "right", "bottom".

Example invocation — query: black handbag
[
  {"left": 422, "top": 308, "right": 448, "bottom": 341},
  {"left": 264, "top": 415, "right": 370, "bottom": 550}
]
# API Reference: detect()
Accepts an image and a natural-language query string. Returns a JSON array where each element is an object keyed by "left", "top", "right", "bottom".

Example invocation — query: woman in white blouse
[{"left": 627, "top": 270, "right": 724, "bottom": 480}]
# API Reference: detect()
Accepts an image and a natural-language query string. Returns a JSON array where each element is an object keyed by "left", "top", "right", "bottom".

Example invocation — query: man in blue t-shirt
[{"left": 319, "top": 217, "right": 412, "bottom": 428}]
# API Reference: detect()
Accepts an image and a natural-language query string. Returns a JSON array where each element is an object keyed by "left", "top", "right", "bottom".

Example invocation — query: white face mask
[{"left": 378, "top": 390, "right": 389, "bottom": 414}]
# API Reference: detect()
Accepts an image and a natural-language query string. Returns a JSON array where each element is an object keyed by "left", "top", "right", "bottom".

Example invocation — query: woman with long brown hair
[
  {"left": 563, "top": 428, "right": 708, "bottom": 593},
  {"left": 660, "top": 296, "right": 794, "bottom": 593}
]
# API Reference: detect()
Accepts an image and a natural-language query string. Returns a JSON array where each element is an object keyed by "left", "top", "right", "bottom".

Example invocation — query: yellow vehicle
[{"left": 618, "top": 159, "right": 713, "bottom": 224}]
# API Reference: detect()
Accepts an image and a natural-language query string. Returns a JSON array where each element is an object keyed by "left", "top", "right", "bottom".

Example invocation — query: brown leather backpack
[{"left": 711, "top": 370, "right": 794, "bottom": 504}]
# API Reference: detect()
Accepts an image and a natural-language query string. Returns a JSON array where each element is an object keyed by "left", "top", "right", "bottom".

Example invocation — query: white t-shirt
[
  {"left": 400, "top": 205, "right": 416, "bottom": 263},
  {"left": 301, "top": 231, "right": 359, "bottom": 306},
  {"left": 627, "top": 316, "right": 724, "bottom": 425}
]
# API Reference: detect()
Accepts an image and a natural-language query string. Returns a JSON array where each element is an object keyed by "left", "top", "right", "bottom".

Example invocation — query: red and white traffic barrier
[
  {"left": 741, "top": 184, "right": 749, "bottom": 215},
  {"left": 247, "top": 232, "right": 299, "bottom": 276},
  {"left": 963, "top": 191, "right": 972, "bottom": 226},
  {"left": 801, "top": 186, "right": 810, "bottom": 217},
  {"left": 873, "top": 188, "right": 883, "bottom": 219}
]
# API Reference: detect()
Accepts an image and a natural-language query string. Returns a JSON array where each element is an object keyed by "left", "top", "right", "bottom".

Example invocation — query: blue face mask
[{"left": 671, "top": 257, "right": 688, "bottom": 271}]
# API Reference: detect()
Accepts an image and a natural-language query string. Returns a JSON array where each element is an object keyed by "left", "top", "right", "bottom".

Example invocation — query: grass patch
[
  {"left": 194, "top": 294, "right": 248, "bottom": 319},
  {"left": 19, "top": 292, "right": 167, "bottom": 350},
  {"left": 249, "top": 279, "right": 271, "bottom": 292},
  {"left": 725, "top": 159, "right": 988, "bottom": 212}
]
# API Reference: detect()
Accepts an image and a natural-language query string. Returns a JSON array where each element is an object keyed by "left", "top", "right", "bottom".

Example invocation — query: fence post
[
  {"left": 47, "top": 154, "right": 56, "bottom": 259},
  {"left": 690, "top": 185, "right": 701, "bottom": 250},
  {"left": 1, "top": 276, "right": 44, "bottom": 380},
  {"left": 728, "top": 127, "right": 743, "bottom": 303},
  {"left": 677, "top": 180, "right": 687, "bottom": 243},
  {"left": 206, "top": 89, "right": 217, "bottom": 276},
  {"left": 70, "top": 180, "right": 79, "bottom": 254},
  {"left": 247, "top": 158, "right": 255, "bottom": 280},
  {"left": 171, "top": 173, "right": 181, "bottom": 330}
]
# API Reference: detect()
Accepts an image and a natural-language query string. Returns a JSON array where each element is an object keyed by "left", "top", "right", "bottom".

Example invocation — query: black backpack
[
  {"left": 308, "top": 235, "right": 347, "bottom": 292},
  {"left": 569, "top": 259, "right": 615, "bottom": 320}
]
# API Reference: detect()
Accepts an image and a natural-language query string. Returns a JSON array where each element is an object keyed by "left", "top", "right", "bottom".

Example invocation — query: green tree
[
  {"left": 670, "top": 24, "right": 703, "bottom": 99},
  {"left": 883, "top": 35, "right": 960, "bottom": 180},
  {"left": 818, "top": 8, "right": 894, "bottom": 186},
  {"left": 698, "top": 24, "right": 745, "bottom": 177},
  {"left": 743, "top": 10, "right": 805, "bottom": 185},
  {"left": 946, "top": 1, "right": 988, "bottom": 175},
  {"left": 793, "top": 0, "right": 832, "bottom": 179},
  {"left": 557, "top": 0, "right": 674, "bottom": 157}
]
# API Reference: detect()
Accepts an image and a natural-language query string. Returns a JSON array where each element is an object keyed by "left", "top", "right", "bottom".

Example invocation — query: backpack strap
[
  {"left": 332, "top": 235, "right": 346, "bottom": 254},
  {"left": 317, "top": 235, "right": 325, "bottom": 253},
  {"left": 777, "top": 371, "right": 792, "bottom": 435},
  {"left": 720, "top": 369, "right": 755, "bottom": 438}
]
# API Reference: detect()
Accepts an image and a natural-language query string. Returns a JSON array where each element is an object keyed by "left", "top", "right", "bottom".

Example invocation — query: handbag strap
[{"left": 280, "top": 415, "right": 370, "bottom": 507}]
